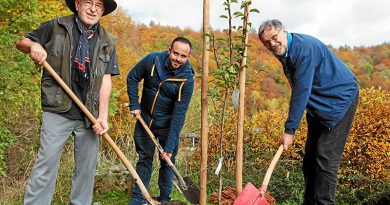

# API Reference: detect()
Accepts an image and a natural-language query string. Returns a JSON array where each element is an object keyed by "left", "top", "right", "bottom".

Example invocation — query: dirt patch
[{"left": 94, "top": 165, "right": 134, "bottom": 195}]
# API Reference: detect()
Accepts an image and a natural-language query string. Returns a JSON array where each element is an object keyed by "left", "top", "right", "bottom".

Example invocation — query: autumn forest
[{"left": 0, "top": 0, "right": 389, "bottom": 204}]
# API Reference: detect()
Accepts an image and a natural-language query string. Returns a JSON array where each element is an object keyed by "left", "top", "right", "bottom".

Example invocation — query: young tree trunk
[
  {"left": 201, "top": 0, "right": 210, "bottom": 204},
  {"left": 235, "top": 0, "right": 251, "bottom": 194},
  {"left": 218, "top": 89, "right": 228, "bottom": 204},
  {"left": 218, "top": 1, "right": 234, "bottom": 202}
]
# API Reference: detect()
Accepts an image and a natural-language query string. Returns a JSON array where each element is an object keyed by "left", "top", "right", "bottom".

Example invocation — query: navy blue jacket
[
  {"left": 278, "top": 33, "right": 358, "bottom": 134},
  {"left": 127, "top": 51, "right": 195, "bottom": 153}
]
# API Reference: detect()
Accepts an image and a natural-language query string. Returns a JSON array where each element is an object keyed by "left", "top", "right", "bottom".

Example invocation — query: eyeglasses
[
  {"left": 81, "top": 0, "right": 104, "bottom": 13},
  {"left": 262, "top": 29, "right": 283, "bottom": 48}
]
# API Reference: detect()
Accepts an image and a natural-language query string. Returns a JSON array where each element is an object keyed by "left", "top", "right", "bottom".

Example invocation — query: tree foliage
[{"left": 0, "top": 0, "right": 69, "bottom": 175}]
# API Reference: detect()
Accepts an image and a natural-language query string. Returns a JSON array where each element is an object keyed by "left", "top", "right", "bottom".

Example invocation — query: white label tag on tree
[
  {"left": 232, "top": 88, "right": 239, "bottom": 108},
  {"left": 215, "top": 157, "right": 224, "bottom": 175}
]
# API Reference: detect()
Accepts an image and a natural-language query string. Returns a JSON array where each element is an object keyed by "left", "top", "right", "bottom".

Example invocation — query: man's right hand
[
  {"left": 15, "top": 36, "right": 47, "bottom": 65},
  {"left": 30, "top": 43, "right": 47, "bottom": 65},
  {"left": 131, "top": 109, "right": 141, "bottom": 118}
]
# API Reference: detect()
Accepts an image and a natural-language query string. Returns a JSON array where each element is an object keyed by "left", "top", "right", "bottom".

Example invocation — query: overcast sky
[{"left": 115, "top": 0, "right": 390, "bottom": 47}]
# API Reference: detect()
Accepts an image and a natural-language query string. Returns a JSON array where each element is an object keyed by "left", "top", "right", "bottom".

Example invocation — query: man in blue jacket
[
  {"left": 127, "top": 36, "right": 194, "bottom": 205},
  {"left": 258, "top": 19, "right": 359, "bottom": 204}
]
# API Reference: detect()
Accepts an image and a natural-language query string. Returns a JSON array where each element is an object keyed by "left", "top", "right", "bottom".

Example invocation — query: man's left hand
[
  {"left": 161, "top": 151, "right": 172, "bottom": 160},
  {"left": 281, "top": 132, "right": 294, "bottom": 150},
  {"left": 93, "top": 117, "right": 109, "bottom": 136}
]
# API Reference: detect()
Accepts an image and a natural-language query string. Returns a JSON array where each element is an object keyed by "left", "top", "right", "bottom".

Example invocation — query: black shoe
[{"left": 160, "top": 200, "right": 185, "bottom": 205}]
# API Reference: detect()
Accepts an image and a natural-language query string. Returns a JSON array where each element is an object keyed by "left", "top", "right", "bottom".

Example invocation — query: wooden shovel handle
[
  {"left": 42, "top": 62, "right": 156, "bottom": 205},
  {"left": 136, "top": 115, "right": 187, "bottom": 187},
  {"left": 261, "top": 145, "right": 284, "bottom": 191}
]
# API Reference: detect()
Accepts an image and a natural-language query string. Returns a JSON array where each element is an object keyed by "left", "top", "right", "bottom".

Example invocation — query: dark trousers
[
  {"left": 129, "top": 122, "right": 178, "bottom": 205},
  {"left": 303, "top": 95, "right": 358, "bottom": 205}
]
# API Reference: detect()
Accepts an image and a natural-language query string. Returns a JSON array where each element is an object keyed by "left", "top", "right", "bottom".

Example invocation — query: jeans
[
  {"left": 303, "top": 94, "right": 358, "bottom": 205},
  {"left": 129, "top": 122, "right": 179, "bottom": 205}
]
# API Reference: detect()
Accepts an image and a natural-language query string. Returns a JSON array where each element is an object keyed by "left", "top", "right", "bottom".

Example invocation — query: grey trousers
[{"left": 24, "top": 112, "right": 99, "bottom": 205}]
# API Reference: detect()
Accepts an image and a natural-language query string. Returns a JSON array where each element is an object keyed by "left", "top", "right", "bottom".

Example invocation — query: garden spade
[
  {"left": 41, "top": 61, "right": 156, "bottom": 205},
  {"left": 233, "top": 145, "right": 283, "bottom": 205},
  {"left": 136, "top": 115, "right": 200, "bottom": 204}
]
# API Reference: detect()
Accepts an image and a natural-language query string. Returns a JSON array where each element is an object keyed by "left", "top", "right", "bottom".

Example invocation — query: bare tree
[
  {"left": 236, "top": 0, "right": 251, "bottom": 194},
  {"left": 200, "top": 0, "right": 210, "bottom": 204}
]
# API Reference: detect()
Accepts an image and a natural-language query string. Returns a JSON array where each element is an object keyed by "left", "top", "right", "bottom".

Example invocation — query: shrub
[{"left": 342, "top": 87, "right": 390, "bottom": 182}]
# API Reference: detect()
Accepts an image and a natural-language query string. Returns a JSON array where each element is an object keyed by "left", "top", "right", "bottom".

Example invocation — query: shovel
[
  {"left": 233, "top": 145, "right": 283, "bottom": 205},
  {"left": 42, "top": 61, "right": 156, "bottom": 205},
  {"left": 136, "top": 115, "right": 200, "bottom": 204}
]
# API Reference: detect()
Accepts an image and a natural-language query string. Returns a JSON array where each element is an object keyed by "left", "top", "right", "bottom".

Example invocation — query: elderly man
[
  {"left": 258, "top": 19, "right": 359, "bottom": 205},
  {"left": 127, "top": 37, "right": 194, "bottom": 205},
  {"left": 15, "top": 0, "right": 119, "bottom": 204}
]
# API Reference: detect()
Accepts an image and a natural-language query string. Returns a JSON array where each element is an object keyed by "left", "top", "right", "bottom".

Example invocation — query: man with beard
[{"left": 127, "top": 37, "right": 194, "bottom": 205}]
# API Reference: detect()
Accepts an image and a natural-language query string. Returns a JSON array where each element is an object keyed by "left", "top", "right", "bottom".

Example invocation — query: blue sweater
[
  {"left": 127, "top": 51, "right": 195, "bottom": 153},
  {"left": 278, "top": 33, "right": 358, "bottom": 134}
]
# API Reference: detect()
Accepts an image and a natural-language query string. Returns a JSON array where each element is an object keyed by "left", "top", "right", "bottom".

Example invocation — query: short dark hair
[{"left": 170, "top": 36, "right": 192, "bottom": 50}]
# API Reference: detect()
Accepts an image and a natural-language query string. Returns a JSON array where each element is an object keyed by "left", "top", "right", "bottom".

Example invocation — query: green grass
[{"left": 94, "top": 190, "right": 129, "bottom": 205}]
